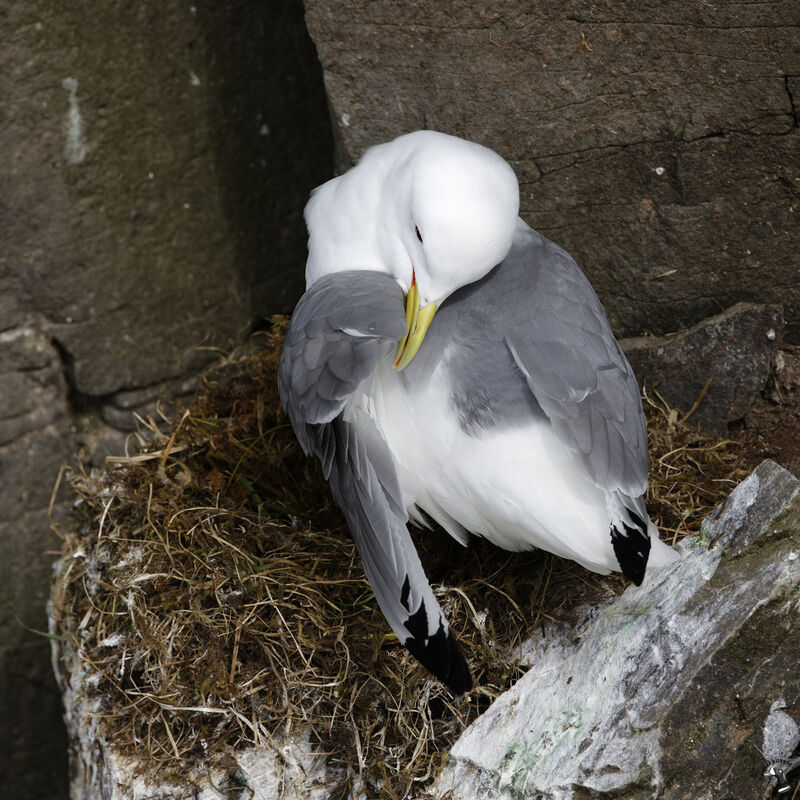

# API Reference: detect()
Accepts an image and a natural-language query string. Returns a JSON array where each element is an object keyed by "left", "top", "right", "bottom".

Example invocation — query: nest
[{"left": 50, "top": 319, "right": 747, "bottom": 798}]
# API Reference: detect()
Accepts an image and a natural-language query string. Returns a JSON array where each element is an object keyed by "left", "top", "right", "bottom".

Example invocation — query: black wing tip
[
  {"left": 401, "top": 582, "right": 472, "bottom": 694},
  {"left": 442, "top": 630, "right": 472, "bottom": 695},
  {"left": 405, "top": 625, "right": 473, "bottom": 695},
  {"left": 611, "top": 512, "right": 652, "bottom": 586}
]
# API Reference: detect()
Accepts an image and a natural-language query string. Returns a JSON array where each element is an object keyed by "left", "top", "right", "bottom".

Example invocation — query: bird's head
[{"left": 305, "top": 130, "right": 520, "bottom": 368}]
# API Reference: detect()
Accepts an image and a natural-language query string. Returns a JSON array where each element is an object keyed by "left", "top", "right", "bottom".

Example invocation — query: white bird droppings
[
  {"left": 189, "top": 70, "right": 201, "bottom": 86},
  {"left": 341, "top": 113, "right": 351, "bottom": 128},
  {"left": 654, "top": 166, "right": 665, "bottom": 176},
  {"left": 62, "top": 77, "right": 87, "bottom": 165}
]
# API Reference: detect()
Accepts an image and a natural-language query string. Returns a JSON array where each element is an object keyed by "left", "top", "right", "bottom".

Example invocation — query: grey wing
[
  {"left": 278, "top": 271, "right": 471, "bottom": 692},
  {"left": 502, "top": 234, "right": 652, "bottom": 583}
]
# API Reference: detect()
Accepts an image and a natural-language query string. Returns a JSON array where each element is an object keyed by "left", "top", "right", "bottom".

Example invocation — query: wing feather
[
  {"left": 504, "top": 237, "right": 648, "bottom": 498},
  {"left": 278, "top": 270, "right": 471, "bottom": 692},
  {"left": 499, "top": 228, "right": 653, "bottom": 584}
]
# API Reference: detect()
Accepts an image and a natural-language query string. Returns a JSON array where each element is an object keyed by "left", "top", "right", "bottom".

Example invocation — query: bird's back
[
  {"left": 369, "top": 219, "right": 658, "bottom": 575},
  {"left": 405, "top": 221, "right": 554, "bottom": 430}
]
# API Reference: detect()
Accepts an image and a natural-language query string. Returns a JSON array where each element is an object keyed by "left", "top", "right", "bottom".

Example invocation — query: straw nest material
[{"left": 50, "top": 319, "right": 748, "bottom": 798}]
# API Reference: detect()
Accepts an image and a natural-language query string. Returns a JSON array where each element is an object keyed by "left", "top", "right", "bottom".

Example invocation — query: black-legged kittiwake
[{"left": 278, "top": 130, "right": 675, "bottom": 693}]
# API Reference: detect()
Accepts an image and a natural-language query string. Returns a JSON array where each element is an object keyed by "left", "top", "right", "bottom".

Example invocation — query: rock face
[
  {"left": 5, "top": 2, "right": 331, "bottom": 397},
  {"left": 0, "top": 328, "right": 73, "bottom": 795},
  {"left": 431, "top": 459, "right": 800, "bottom": 800},
  {"left": 2, "top": 2, "right": 332, "bottom": 797},
  {"left": 621, "top": 303, "right": 783, "bottom": 433},
  {"left": 303, "top": 0, "right": 800, "bottom": 341}
]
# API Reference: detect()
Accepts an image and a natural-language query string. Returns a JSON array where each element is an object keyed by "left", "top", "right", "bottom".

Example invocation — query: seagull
[{"left": 278, "top": 130, "right": 675, "bottom": 694}]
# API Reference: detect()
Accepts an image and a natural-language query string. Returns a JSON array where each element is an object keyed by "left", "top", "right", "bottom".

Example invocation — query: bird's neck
[{"left": 304, "top": 153, "right": 409, "bottom": 290}]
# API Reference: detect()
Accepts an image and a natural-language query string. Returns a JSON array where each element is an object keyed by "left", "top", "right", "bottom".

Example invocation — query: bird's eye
[{"left": 415, "top": 225, "right": 423, "bottom": 244}]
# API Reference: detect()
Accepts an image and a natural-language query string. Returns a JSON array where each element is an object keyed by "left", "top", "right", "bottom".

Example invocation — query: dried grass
[{"left": 50, "top": 319, "right": 746, "bottom": 797}]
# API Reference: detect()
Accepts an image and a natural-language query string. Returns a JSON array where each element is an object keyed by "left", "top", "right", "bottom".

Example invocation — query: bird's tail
[{"left": 647, "top": 520, "right": 680, "bottom": 569}]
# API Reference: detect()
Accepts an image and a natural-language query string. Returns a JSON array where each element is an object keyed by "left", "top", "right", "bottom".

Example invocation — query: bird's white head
[
  {"left": 305, "top": 130, "right": 519, "bottom": 303},
  {"left": 304, "top": 130, "right": 520, "bottom": 367}
]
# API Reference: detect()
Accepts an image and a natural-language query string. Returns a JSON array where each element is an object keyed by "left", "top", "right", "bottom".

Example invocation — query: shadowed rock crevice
[
  {"left": 193, "top": 0, "right": 334, "bottom": 319},
  {"left": 48, "top": 333, "right": 101, "bottom": 416},
  {"left": 785, "top": 75, "right": 799, "bottom": 128},
  {"left": 49, "top": 331, "right": 199, "bottom": 438}
]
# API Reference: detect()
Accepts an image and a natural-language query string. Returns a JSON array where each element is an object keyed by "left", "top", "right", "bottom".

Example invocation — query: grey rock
[
  {"left": 0, "top": 457, "right": 74, "bottom": 648},
  {"left": 0, "top": 328, "right": 69, "bottom": 446},
  {"left": 3, "top": 1, "right": 331, "bottom": 398},
  {"left": 762, "top": 702, "right": 800, "bottom": 766},
  {"left": 0, "top": 331, "right": 72, "bottom": 798},
  {"left": 621, "top": 303, "right": 783, "bottom": 433},
  {"left": 100, "top": 375, "right": 199, "bottom": 431},
  {"left": 0, "top": 641, "right": 69, "bottom": 798},
  {"left": 304, "top": 0, "right": 800, "bottom": 341},
  {"left": 771, "top": 346, "right": 800, "bottom": 397},
  {"left": 431, "top": 460, "right": 800, "bottom": 800}
]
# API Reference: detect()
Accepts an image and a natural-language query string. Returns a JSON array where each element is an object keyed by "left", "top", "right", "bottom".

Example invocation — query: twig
[
  {"left": 679, "top": 377, "right": 713, "bottom": 423},
  {"left": 49, "top": 464, "right": 68, "bottom": 520},
  {"left": 162, "top": 409, "right": 191, "bottom": 465},
  {"left": 96, "top": 495, "right": 116, "bottom": 546}
]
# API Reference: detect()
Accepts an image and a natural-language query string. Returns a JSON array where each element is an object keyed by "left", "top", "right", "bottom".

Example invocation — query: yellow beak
[{"left": 394, "top": 279, "right": 437, "bottom": 370}]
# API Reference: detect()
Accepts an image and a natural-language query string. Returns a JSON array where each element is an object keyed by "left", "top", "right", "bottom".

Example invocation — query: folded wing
[
  {"left": 503, "top": 234, "right": 653, "bottom": 583},
  {"left": 278, "top": 271, "right": 471, "bottom": 692}
]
